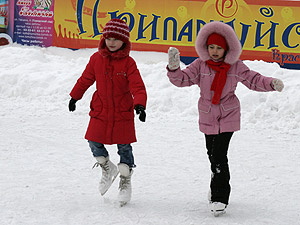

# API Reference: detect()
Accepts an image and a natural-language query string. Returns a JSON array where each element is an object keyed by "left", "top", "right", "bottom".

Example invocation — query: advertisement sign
[
  {"left": 0, "top": 0, "right": 12, "bottom": 45},
  {"left": 13, "top": 0, "right": 55, "bottom": 46},
  {"left": 8, "top": 0, "right": 300, "bottom": 69},
  {"left": 0, "top": 0, "right": 7, "bottom": 30}
]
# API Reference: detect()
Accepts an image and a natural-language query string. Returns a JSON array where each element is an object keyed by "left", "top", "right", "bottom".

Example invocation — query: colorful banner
[
  {"left": 8, "top": 0, "right": 300, "bottom": 69},
  {"left": 0, "top": 0, "right": 7, "bottom": 29},
  {"left": 0, "top": 0, "right": 12, "bottom": 45},
  {"left": 13, "top": 0, "right": 55, "bottom": 47}
]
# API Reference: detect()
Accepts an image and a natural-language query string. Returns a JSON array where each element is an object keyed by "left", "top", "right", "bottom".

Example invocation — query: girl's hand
[
  {"left": 134, "top": 105, "right": 146, "bottom": 122},
  {"left": 168, "top": 47, "right": 180, "bottom": 70},
  {"left": 271, "top": 79, "right": 284, "bottom": 92},
  {"left": 69, "top": 98, "right": 77, "bottom": 112}
]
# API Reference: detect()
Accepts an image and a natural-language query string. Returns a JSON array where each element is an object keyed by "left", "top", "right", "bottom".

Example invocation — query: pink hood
[{"left": 195, "top": 21, "right": 242, "bottom": 65}]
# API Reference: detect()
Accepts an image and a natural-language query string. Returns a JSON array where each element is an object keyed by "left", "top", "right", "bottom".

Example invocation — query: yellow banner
[{"left": 53, "top": 0, "right": 300, "bottom": 69}]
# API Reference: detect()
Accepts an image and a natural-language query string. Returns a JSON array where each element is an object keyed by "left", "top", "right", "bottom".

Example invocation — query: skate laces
[
  {"left": 92, "top": 161, "right": 110, "bottom": 171},
  {"left": 93, "top": 161, "right": 111, "bottom": 183},
  {"left": 92, "top": 162, "right": 101, "bottom": 169},
  {"left": 119, "top": 175, "right": 130, "bottom": 190}
]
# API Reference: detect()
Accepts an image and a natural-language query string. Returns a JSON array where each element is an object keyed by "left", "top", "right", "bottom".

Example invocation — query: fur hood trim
[
  {"left": 195, "top": 21, "right": 242, "bottom": 65},
  {"left": 98, "top": 37, "right": 131, "bottom": 59}
]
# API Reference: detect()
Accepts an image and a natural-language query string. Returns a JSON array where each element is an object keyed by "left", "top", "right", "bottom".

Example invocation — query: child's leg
[
  {"left": 117, "top": 144, "right": 136, "bottom": 168},
  {"left": 88, "top": 141, "right": 118, "bottom": 196},
  {"left": 88, "top": 141, "right": 109, "bottom": 158},
  {"left": 117, "top": 144, "right": 135, "bottom": 205},
  {"left": 205, "top": 132, "right": 233, "bottom": 205}
]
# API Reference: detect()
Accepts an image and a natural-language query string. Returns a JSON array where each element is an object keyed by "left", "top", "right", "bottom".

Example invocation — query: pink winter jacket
[{"left": 167, "top": 21, "right": 276, "bottom": 135}]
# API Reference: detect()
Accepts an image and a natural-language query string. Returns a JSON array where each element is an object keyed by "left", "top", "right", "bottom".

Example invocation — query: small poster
[
  {"left": 13, "top": 0, "right": 55, "bottom": 47},
  {"left": 0, "top": 0, "right": 11, "bottom": 45},
  {"left": 0, "top": 0, "right": 7, "bottom": 30}
]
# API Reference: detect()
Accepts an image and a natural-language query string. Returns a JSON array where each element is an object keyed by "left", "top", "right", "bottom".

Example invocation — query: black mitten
[
  {"left": 69, "top": 98, "right": 77, "bottom": 112},
  {"left": 134, "top": 105, "right": 146, "bottom": 122}
]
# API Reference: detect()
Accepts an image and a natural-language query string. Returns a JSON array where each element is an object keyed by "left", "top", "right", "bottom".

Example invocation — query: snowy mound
[{"left": 0, "top": 44, "right": 299, "bottom": 134}]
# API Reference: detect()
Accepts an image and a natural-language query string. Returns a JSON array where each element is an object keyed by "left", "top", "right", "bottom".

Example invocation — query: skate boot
[
  {"left": 210, "top": 202, "right": 227, "bottom": 217},
  {"left": 93, "top": 156, "right": 119, "bottom": 196},
  {"left": 208, "top": 189, "right": 212, "bottom": 202},
  {"left": 118, "top": 163, "right": 133, "bottom": 207}
]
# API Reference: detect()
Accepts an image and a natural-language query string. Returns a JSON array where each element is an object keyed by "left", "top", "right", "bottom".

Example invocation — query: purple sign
[
  {"left": 13, "top": 0, "right": 55, "bottom": 47},
  {"left": 0, "top": 0, "right": 12, "bottom": 45}
]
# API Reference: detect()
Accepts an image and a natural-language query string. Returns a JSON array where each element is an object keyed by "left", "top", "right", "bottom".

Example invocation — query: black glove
[
  {"left": 69, "top": 98, "right": 77, "bottom": 112},
  {"left": 134, "top": 105, "right": 146, "bottom": 122}
]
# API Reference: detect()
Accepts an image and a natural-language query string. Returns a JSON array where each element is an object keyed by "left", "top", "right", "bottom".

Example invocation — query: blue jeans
[{"left": 88, "top": 141, "right": 136, "bottom": 168}]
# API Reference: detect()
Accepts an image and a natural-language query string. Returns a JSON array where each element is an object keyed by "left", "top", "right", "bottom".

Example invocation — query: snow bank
[
  {"left": 0, "top": 44, "right": 299, "bottom": 134},
  {"left": 1, "top": 44, "right": 300, "bottom": 225}
]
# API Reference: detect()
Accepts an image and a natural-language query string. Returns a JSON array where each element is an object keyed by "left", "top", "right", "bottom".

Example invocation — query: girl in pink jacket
[{"left": 167, "top": 21, "right": 284, "bottom": 216}]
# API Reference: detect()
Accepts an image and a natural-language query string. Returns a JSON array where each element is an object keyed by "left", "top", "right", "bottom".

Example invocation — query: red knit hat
[
  {"left": 207, "top": 33, "right": 228, "bottom": 50},
  {"left": 102, "top": 19, "right": 130, "bottom": 43}
]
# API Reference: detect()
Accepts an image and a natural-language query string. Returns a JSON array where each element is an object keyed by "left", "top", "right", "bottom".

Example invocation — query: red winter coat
[{"left": 70, "top": 38, "right": 147, "bottom": 144}]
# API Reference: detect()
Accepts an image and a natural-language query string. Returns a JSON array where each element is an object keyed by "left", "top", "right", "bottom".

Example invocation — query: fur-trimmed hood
[
  {"left": 98, "top": 37, "right": 131, "bottom": 59},
  {"left": 195, "top": 21, "right": 242, "bottom": 65}
]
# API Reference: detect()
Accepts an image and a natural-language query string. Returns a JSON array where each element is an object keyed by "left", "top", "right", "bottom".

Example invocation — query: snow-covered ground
[{"left": 0, "top": 44, "right": 299, "bottom": 225}]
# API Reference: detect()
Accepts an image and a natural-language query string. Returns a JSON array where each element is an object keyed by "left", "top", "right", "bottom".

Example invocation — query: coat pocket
[
  {"left": 199, "top": 100, "right": 211, "bottom": 113},
  {"left": 119, "top": 92, "right": 133, "bottom": 112},
  {"left": 220, "top": 97, "right": 241, "bottom": 122},
  {"left": 116, "top": 92, "right": 134, "bottom": 121},
  {"left": 89, "top": 92, "right": 103, "bottom": 118},
  {"left": 198, "top": 99, "right": 213, "bottom": 124},
  {"left": 221, "top": 97, "right": 240, "bottom": 111}
]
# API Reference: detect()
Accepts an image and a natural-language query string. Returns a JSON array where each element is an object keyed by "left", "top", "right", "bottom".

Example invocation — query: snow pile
[
  {"left": 0, "top": 44, "right": 299, "bottom": 225},
  {"left": 1, "top": 44, "right": 299, "bottom": 133}
]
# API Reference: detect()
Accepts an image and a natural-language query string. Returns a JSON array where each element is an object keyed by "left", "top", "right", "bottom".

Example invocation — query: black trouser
[{"left": 205, "top": 132, "right": 233, "bottom": 205}]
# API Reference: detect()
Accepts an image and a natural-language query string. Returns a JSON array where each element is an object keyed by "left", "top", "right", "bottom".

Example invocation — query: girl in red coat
[{"left": 69, "top": 19, "right": 147, "bottom": 206}]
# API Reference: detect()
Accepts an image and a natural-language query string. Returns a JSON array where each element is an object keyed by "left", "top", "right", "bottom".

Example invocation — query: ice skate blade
[
  {"left": 119, "top": 201, "right": 127, "bottom": 207},
  {"left": 211, "top": 210, "right": 226, "bottom": 217},
  {"left": 100, "top": 171, "right": 119, "bottom": 196}
]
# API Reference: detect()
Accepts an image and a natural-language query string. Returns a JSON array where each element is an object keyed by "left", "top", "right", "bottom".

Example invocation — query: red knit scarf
[{"left": 206, "top": 60, "right": 231, "bottom": 104}]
